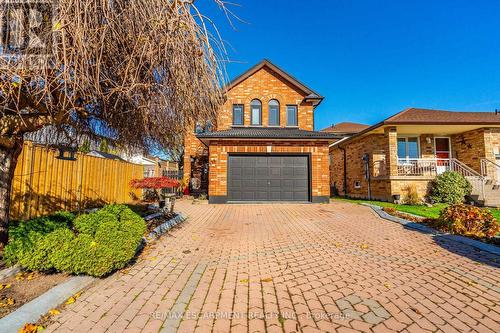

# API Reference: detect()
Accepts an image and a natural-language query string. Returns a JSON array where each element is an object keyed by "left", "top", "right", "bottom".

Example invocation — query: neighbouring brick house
[
  {"left": 330, "top": 108, "right": 500, "bottom": 206},
  {"left": 183, "top": 59, "right": 339, "bottom": 203}
]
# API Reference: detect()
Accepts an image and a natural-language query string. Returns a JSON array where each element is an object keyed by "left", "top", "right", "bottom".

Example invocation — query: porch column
[{"left": 385, "top": 126, "right": 398, "bottom": 176}]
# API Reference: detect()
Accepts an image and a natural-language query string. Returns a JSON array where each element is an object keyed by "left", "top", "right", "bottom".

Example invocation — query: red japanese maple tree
[
  {"left": 130, "top": 177, "right": 180, "bottom": 209},
  {"left": 130, "top": 177, "right": 180, "bottom": 190}
]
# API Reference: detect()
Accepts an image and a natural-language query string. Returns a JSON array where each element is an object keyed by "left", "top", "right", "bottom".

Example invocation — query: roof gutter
[{"left": 329, "top": 136, "right": 350, "bottom": 148}]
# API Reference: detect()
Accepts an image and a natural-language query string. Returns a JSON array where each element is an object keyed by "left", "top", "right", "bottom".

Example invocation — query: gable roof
[
  {"left": 321, "top": 122, "right": 370, "bottom": 134},
  {"left": 332, "top": 108, "right": 500, "bottom": 147},
  {"left": 224, "top": 59, "right": 324, "bottom": 103}
]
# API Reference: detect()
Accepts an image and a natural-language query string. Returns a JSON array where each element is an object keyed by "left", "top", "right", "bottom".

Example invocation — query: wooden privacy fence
[{"left": 10, "top": 141, "right": 144, "bottom": 220}]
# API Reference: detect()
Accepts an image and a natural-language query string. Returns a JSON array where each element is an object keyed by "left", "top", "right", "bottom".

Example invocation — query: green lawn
[
  {"left": 489, "top": 209, "right": 500, "bottom": 222},
  {"left": 332, "top": 197, "right": 446, "bottom": 219},
  {"left": 332, "top": 197, "right": 500, "bottom": 222}
]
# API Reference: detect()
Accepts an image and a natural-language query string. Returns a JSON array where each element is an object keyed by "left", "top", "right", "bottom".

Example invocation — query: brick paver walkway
[{"left": 45, "top": 201, "right": 500, "bottom": 332}]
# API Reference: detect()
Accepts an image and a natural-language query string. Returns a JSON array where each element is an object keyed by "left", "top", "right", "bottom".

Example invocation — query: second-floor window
[
  {"left": 286, "top": 105, "right": 298, "bottom": 126},
  {"left": 232, "top": 104, "right": 244, "bottom": 125},
  {"left": 250, "top": 99, "right": 262, "bottom": 126},
  {"left": 268, "top": 99, "right": 280, "bottom": 126}
]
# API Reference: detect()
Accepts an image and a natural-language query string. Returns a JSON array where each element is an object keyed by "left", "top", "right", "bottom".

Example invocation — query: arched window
[
  {"left": 250, "top": 99, "right": 262, "bottom": 125},
  {"left": 268, "top": 99, "right": 280, "bottom": 126}
]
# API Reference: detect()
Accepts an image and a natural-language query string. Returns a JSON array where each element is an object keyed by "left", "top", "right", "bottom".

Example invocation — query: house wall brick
[
  {"left": 330, "top": 133, "right": 388, "bottom": 199},
  {"left": 209, "top": 140, "right": 330, "bottom": 199},
  {"left": 451, "top": 129, "right": 486, "bottom": 174},
  {"left": 183, "top": 64, "right": 321, "bottom": 196},
  {"left": 217, "top": 67, "right": 314, "bottom": 130},
  {"left": 450, "top": 128, "right": 500, "bottom": 180}
]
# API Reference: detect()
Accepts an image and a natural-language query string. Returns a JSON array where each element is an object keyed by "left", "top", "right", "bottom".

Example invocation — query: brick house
[
  {"left": 329, "top": 108, "right": 500, "bottom": 206},
  {"left": 183, "top": 60, "right": 339, "bottom": 203}
]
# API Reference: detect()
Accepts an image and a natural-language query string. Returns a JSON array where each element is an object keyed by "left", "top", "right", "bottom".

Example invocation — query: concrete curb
[
  {"left": 361, "top": 203, "right": 500, "bottom": 256},
  {"left": 0, "top": 276, "right": 95, "bottom": 333}
]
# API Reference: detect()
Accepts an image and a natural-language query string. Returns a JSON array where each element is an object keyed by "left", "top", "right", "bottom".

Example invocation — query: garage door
[{"left": 228, "top": 155, "right": 309, "bottom": 201}]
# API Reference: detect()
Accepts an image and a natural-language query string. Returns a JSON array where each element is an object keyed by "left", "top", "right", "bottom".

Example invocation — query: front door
[{"left": 435, "top": 137, "right": 451, "bottom": 174}]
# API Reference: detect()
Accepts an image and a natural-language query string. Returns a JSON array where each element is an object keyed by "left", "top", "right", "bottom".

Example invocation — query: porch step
[{"left": 484, "top": 200, "right": 500, "bottom": 208}]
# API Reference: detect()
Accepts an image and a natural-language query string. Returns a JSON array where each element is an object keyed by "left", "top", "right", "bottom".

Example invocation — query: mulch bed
[
  {"left": 0, "top": 271, "right": 69, "bottom": 319},
  {"left": 381, "top": 207, "right": 500, "bottom": 246}
]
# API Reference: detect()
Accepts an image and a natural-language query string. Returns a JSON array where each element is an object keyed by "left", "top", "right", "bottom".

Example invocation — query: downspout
[
  {"left": 339, "top": 146, "right": 348, "bottom": 197},
  {"left": 363, "top": 153, "right": 372, "bottom": 200}
]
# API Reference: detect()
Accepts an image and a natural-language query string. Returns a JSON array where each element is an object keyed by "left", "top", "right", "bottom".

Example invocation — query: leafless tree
[{"left": 0, "top": 0, "right": 232, "bottom": 244}]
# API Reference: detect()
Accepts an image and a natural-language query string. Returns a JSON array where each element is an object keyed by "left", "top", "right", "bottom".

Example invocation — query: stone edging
[
  {"left": 361, "top": 203, "right": 500, "bottom": 256},
  {"left": 0, "top": 264, "right": 21, "bottom": 281},
  {"left": 0, "top": 276, "right": 95, "bottom": 333},
  {"left": 143, "top": 212, "right": 187, "bottom": 243}
]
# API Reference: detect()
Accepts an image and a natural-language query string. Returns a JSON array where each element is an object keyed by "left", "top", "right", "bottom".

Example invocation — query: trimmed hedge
[
  {"left": 4, "top": 205, "right": 146, "bottom": 277},
  {"left": 430, "top": 171, "right": 472, "bottom": 204}
]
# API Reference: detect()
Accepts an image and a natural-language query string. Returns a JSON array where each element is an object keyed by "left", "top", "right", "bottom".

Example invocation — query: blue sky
[{"left": 199, "top": 0, "right": 500, "bottom": 130}]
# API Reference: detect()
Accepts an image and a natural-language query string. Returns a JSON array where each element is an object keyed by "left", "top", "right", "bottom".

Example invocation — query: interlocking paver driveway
[{"left": 45, "top": 200, "right": 500, "bottom": 333}]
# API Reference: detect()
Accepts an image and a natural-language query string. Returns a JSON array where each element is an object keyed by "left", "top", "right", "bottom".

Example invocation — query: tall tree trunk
[{"left": 0, "top": 137, "right": 24, "bottom": 246}]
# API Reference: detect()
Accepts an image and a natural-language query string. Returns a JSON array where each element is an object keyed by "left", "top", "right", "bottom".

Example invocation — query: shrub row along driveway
[{"left": 45, "top": 201, "right": 500, "bottom": 333}]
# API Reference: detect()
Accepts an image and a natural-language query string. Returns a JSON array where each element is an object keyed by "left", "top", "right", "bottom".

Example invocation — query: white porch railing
[
  {"left": 480, "top": 158, "right": 500, "bottom": 184},
  {"left": 397, "top": 158, "right": 480, "bottom": 177},
  {"left": 397, "top": 158, "right": 485, "bottom": 200}
]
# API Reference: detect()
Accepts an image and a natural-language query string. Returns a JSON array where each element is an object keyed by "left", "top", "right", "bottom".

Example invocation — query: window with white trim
[{"left": 397, "top": 137, "right": 419, "bottom": 159}]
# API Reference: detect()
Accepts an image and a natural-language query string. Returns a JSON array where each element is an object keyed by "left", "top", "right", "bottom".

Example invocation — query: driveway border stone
[
  {"left": 0, "top": 276, "right": 96, "bottom": 333},
  {"left": 362, "top": 203, "right": 500, "bottom": 256}
]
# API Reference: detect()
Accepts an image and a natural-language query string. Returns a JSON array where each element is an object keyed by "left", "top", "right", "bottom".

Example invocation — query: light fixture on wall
[{"left": 426, "top": 137, "right": 432, "bottom": 144}]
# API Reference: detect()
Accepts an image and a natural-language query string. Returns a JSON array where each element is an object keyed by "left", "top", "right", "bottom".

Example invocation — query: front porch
[
  {"left": 372, "top": 126, "right": 500, "bottom": 204},
  {"left": 373, "top": 126, "right": 500, "bottom": 179}
]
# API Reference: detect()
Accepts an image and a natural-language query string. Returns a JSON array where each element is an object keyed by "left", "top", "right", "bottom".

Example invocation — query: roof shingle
[
  {"left": 321, "top": 122, "right": 370, "bottom": 134},
  {"left": 196, "top": 127, "right": 341, "bottom": 140},
  {"left": 386, "top": 108, "right": 500, "bottom": 124}
]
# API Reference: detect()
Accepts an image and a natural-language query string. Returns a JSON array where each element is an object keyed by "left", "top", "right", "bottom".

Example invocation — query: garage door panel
[
  {"left": 230, "top": 168, "right": 242, "bottom": 177},
  {"left": 282, "top": 167, "right": 294, "bottom": 177},
  {"left": 243, "top": 167, "right": 255, "bottom": 177},
  {"left": 255, "top": 191, "right": 268, "bottom": 200},
  {"left": 257, "top": 179, "right": 268, "bottom": 187},
  {"left": 228, "top": 155, "right": 309, "bottom": 201},
  {"left": 269, "top": 157, "right": 281, "bottom": 166},
  {"left": 294, "top": 168, "right": 307, "bottom": 177},
  {"left": 293, "top": 191, "right": 308, "bottom": 200},
  {"left": 269, "top": 179, "right": 281, "bottom": 187},
  {"left": 241, "top": 179, "right": 257, "bottom": 188},
  {"left": 255, "top": 167, "right": 269, "bottom": 177},
  {"left": 269, "top": 191, "right": 281, "bottom": 200},
  {"left": 269, "top": 167, "right": 281, "bottom": 177},
  {"left": 256, "top": 157, "right": 268, "bottom": 166},
  {"left": 294, "top": 179, "right": 308, "bottom": 188},
  {"left": 241, "top": 192, "right": 256, "bottom": 200}
]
